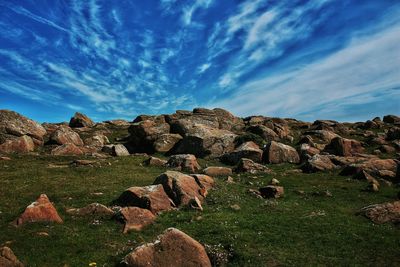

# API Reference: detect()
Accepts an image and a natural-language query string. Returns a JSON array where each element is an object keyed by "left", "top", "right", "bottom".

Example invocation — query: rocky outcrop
[
  {"left": 383, "top": 115, "right": 400, "bottom": 124},
  {"left": 0, "top": 110, "right": 46, "bottom": 143},
  {"left": 122, "top": 228, "right": 211, "bottom": 267},
  {"left": 246, "top": 125, "right": 278, "bottom": 141},
  {"left": 263, "top": 141, "right": 300, "bottom": 164},
  {"left": 69, "top": 112, "right": 94, "bottom": 128},
  {"left": 221, "top": 141, "right": 263, "bottom": 165},
  {"left": 0, "top": 246, "right": 24, "bottom": 267},
  {"left": 166, "top": 154, "right": 201, "bottom": 173},
  {"left": 13, "top": 194, "right": 63, "bottom": 226},
  {"left": 115, "top": 184, "right": 173, "bottom": 214}
]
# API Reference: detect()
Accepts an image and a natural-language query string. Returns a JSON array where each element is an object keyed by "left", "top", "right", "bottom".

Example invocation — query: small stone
[
  {"left": 259, "top": 186, "right": 284, "bottom": 199},
  {"left": 226, "top": 176, "right": 234, "bottom": 184},
  {"left": 230, "top": 204, "right": 241, "bottom": 211},
  {"left": 268, "top": 178, "right": 280, "bottom": 185}
]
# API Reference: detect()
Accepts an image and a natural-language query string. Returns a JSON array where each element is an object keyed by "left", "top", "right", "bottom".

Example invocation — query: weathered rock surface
[
  {"left": 263, "top": 141, "right": 300, "bottom": 164},
  {"left": 221, "top": 141, "right": 263, "bottom": 165},
  {"left": 49, "top": 125, "right": 83, "bottom": 146},
  {"left": 102, "top": 144, "right": 130, "bottom": 156},
  {"left": 0, "top": 135, "right": 35, "bottom": 154},
  {"left": 153, "top": 133, "right": 182, "bottom": 153},
  {"left": 51, "top": 144, "right": 84, "bottom": 156},
  {"left": 119, "top": 207, "right": 156, "bottom": 233},
  {"left": 246, "top": 125, "right": 279, "bottom": 141},
  {"left": 173, "top": 125, "right": 237, "bottom": 158},
  {"left": 302, "top": 154, "right": 336, "bottom": 172},
  {"left": 69, "top": 112, "right": 94, "bottom": 128},
  {"left": 234, "top": 158, "right": 271, "bottom": 174},
  {"left": 115, "top": 184, "right": 173, "bottom": 214},
  {"left": 359, "top": 201, "right": 400, "bottom": 224},
  {"left": 203, "top": 166, "right": 232, "bottom": 176},
  {"left": 13, "top": 194, "right": 63, "bottom": 226},
  {"left": 166, "top": 154, "right": 201, "bottom": 173},
  {"left": 0, "top": 246, "right": 24, "bottom": 267},
  {"left": 83, "top": 133, "right": 109, "bottom": 148},
  {"left": 325, "top": 137, "right": 364, "bottom": 156},
  {"left": 123, "top": 228, "right": 211, "bottom": 267},
  {"left": 383, "top": 115, "right": 400, "bottom": 124}
]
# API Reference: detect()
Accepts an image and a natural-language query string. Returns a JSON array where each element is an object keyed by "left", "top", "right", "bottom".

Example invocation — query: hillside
[{"left": 0, "top": 108, "right": 399, "bottom": 266}]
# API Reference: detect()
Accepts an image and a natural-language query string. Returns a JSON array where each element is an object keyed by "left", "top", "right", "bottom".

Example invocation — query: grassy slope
[{"left": 0, "top": 155, "right": 399, "bottom": 266}]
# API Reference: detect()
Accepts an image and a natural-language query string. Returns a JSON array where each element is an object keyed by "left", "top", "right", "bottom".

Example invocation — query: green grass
[{"left": 0, "top": 155, "right": 399, "bottom": 266}]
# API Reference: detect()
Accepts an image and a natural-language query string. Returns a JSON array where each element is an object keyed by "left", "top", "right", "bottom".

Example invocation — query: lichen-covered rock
[
  {"left": 325, "top": 137, "right": 364, "bottom": 156},
  {"left": 127, "top": 120, "right": 170, "bottom": 152},
  {"left": 66, "top": 203, "right": 114, "bottom": 217},
  {"left": 143, "top": 156, "right": 168, "bottom": 167},
  {"left": 122, "top": 228, "right": 211, "bottom": 267}
]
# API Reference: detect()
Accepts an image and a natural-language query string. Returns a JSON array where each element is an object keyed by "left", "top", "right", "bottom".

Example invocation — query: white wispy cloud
[
  {"left": 210, "top": 23, "right": 400, "bottom": 120},
  {"left": 182, "top": 0, "right": 213, "bottom": 25},
  {"left": 198, "top": 63, "right": 211, "bottom": 73}
]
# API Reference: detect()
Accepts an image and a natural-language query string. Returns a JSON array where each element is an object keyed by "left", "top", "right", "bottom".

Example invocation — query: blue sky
[{"left": 0, "top": 0, "right": 399, "bottom": 123}]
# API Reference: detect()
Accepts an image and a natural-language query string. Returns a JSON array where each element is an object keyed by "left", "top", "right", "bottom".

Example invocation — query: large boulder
[
  {"left": 143, "top": 156, "right": 168, "bottom": 167},
  {"left": 302, "top": 130, "right": 339, "bottom": 144},
  {"left": 115, "top": 184, "right": 173, "bottom": 214},
  {"left": 325, "top": 137, "right": 364, "bottom": 156},
  {"left": 13, "top": 194, "right": 63, "bottom": 226},
  {"left": 0, "top": 246, "right": 24, "bottom": 267},
  {"left": 246, "top": 125, "right": 278, "bottom": 141},
  {"left": 359, "top": 201, "right": 400, "bottom": 224},
  {"left": 221, "top": 141, "right": 263, "bottom": 165},
  {"left": 302, "top": 154, "right": 336, "bottom": 173},
  {"left": 0, "top": 135, "right": 35, "bottom": 154},
  {"left": 383, "top": 115, "right": 400, "bottom": 124},
  {"left": 48, "top": 125, "right": 83, "bottom": 146},
  {"left": 166, "top": 154, "right": 201, "bottom": 173},
  {"left": 263, "top": 141, "right": 300, "bottom": 164},
  {"left": 122, "top": 228, "right": 211, "bottom": 267},
  {"left": 83, "top": 133, "right": 109, "bottom": 148},
  {"left": 340, "top": 158, "right": 398, "bottom": 179},
  {"left": 173, "top": 125, "right": 237, "bottom": 158},
  {"left": 69, "top": 112, "right": 94, "bottom": 128},
  {"left": 127, "top": 120, "right": 170, "bottom": 152},
  {"left": 153, "top": 171, "right": 212, "bottom": 206},
  {"left": 118, "top": 207, "right": 156, "bottom": 233},
  {"left": 0, "top": 110, "right": 46, "bottom": 142},
  {"left": 51, "top": 144, "right": 84, "bottom": 156},
  {"left": 153, "top": 134, "right": 183, "bottom": 153}
]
